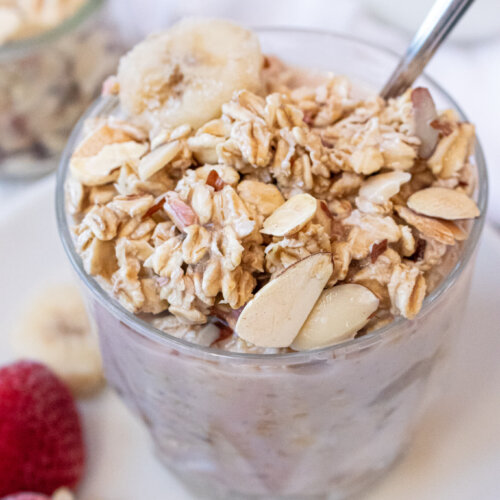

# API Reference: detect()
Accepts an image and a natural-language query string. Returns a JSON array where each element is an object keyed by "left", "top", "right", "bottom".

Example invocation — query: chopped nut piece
[
  {"left": 370, "top": 239, "right": 388, "bottom": 263},
  {"left": 407, "top": 187, "right": 479, "bottom": 220},
  {"left": 410, "top": 238, "right": 427, "bottom": 262},
  {"left": 430, "top": 118, "right": 453, "bottom": 136},
  {"left": 142, "top": 196, "right": 166, "bottom": 220},
  {"left": 206, "top": 169, "right": 226, "bottom": 191},
  {"left": 195, "top": 164, "right": 240, "bottom": 186}
]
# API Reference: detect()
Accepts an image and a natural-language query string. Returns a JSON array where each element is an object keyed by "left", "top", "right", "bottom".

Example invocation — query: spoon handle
[{"left": 380, "top": 0, "right": 475, "bottom": 99}]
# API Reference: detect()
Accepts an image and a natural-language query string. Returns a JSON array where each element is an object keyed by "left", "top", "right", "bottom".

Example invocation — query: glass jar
[
  {"left": 56, "top": 29, "right": 488, "bottom": 500},
  {"left": 0, "top": 0, "right": 125, "bottom": 179}
]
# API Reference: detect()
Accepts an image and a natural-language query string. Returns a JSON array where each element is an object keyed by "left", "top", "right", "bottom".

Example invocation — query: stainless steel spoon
[{"left": 380, "top": 0, "right": 475, "bottom": 99}]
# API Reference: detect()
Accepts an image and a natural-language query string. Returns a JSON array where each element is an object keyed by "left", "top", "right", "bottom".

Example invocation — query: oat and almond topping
[{"left": 66, "top": 20, "right": 480, "bottom": 352}]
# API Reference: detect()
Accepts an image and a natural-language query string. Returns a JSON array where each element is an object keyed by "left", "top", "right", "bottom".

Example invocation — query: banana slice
[
  {"left": 11, "top": 284, "right": 104, "bottom": 397},
  {"left": 117, "top": 18, "right": 263, "bottom": 130}
]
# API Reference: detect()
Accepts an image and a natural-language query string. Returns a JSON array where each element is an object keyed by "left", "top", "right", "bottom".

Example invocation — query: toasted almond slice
[
  {"left": 358, "top": 171, "right": 411, "bottom": 204},
  {"left": 73, "top": 124, "right": 133, "bottom": 158},
  {"left": 291, "top": 284, "right": 379, "bottom": 351},
  {"left": 448, "top": 221, "right": 467, "bottom": 241},
  {"left": 237, "top": 180, "right": 285, "bottom": 217},
  {"left": 235, "top": 253, "right": 333, "bottom": 348},
  {"left": 138, "top": 140, "right": 182, "bottom": 180},
  {"left": 411, "top": 87, "right": 439, "bottom": 159},
  {"left": 395, "top": 205, "right": 456, "bottom": 245},
  {"left": 407, "top": 187, "right": 479, "bottom": 220},
  {"left": 70, "top": 141, "right": 148, "bottom": 186},
  {"left": 261, "top": 193, "right": 317, "bottom": 237}
]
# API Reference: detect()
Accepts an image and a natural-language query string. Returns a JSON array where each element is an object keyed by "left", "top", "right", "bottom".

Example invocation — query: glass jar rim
[
  {"left": 56, "top": 28, "right": 489, "bottom": 364},
  {"left": 0, "top": 0, "right": 103, "bottom": 59}
]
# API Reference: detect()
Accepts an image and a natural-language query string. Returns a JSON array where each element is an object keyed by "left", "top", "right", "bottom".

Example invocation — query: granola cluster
[{"left": 67, "top": 57, "right": 479, "bottom": 352}]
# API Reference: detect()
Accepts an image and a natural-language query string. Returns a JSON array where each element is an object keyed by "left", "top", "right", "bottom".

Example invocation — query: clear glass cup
[
  {"left": 0, "top": 0, "right": 125, "bottom": 180},
  {"left": 56, "top": 29, "right": 488, "bottom": 500}
]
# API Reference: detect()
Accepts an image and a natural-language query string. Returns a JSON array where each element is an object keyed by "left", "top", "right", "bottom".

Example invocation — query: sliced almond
[
  {"left": 261, "top": 193, "right": 317, "bottom": 237},
  {"left": 395, "top": 205, "right": 457, "bottom": 245},
  {"left": 138, "top": 140, "right": 182, "bottom": 180},
  {"left": 407, "top": 187, "right": 479, "bottom": 220},
  {"left": 237, "top": 180, "right": 285, "bottom": 217},
  {"left": 358, "top": 171, "right": 411, "bottom": 204},
  {"left": 235, "top": 253, "right": 333, "bottom": 348},
  {"left": 73, "top": 124, "right": 133, "bottom": 158},
  {"left": 448, "top": 221, "right": 467, "bottom": 241},
  {"left": 411, "top": 87, "right": 439, "bottom": 159},
  {"left": 291, "top": 284, "right": 379, "bottom": 351},
  {"left": 70, "top": 141, "right": 148, "bottom": 186}
]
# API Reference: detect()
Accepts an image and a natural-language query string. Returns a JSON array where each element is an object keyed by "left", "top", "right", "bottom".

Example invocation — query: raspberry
[{"left": 0, "top": 361, "right": 85, "bottom": 496}]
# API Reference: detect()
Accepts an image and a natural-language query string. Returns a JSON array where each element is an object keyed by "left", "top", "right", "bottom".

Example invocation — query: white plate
[{"left": 1, "top": 176, "right": 499, "bottom": 500}]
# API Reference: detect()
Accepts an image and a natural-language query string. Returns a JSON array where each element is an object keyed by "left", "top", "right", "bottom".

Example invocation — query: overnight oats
[
  {"left": 56, "top": 19, "right": 487, "bottom": 500},
  {"left": 0, "top": 0, "right": 124, "bottom": 178}
]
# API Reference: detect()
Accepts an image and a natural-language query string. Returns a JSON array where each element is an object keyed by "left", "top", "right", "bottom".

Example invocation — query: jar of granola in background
[{"left": 0, "top": 0, "right": 125, "bottom": 179}]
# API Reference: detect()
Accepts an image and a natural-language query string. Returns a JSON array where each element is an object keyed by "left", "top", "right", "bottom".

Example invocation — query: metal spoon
[{"left": 380, "top": 0, "right": 475, "bottom": 99}]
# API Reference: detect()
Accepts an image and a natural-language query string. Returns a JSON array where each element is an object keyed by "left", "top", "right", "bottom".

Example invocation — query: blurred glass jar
[{"left": 0, "top": 0, "right": 125, "bottom": 179}]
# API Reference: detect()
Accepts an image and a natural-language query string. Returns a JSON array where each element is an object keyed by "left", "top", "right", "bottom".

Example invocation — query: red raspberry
[
  {"left": 0, "top": 361, "right": 85, "bottom": 496},
  {"left": 2, "top": 494, "right": 49, "bottom": 500}
]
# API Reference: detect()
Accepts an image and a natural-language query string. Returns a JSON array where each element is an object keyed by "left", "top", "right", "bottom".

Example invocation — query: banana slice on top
[
  {"left": 11, "top": 284, "right": 105, "bottom": 397},
  {"left": 118, "top": 18, "right": 263, "bottom": 130}
]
